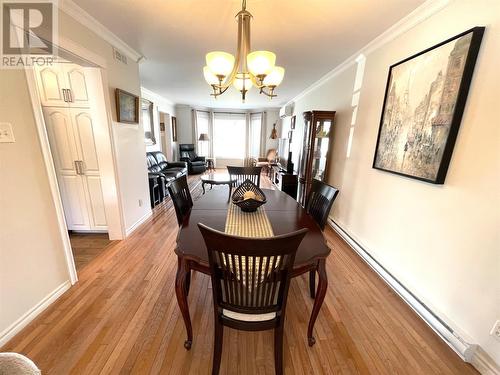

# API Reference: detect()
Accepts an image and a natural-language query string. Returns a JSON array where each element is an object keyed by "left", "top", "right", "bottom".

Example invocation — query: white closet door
[
  {"left": 64, "top": 65, "right": 91, "bottom": 108},
  {"left": 35, "top": 66, "right": 68, "bottom": 107},
  {"left": 43, "top": 107, "right": 91, "bottom": 230},
  {"left": 71, "top": 109, "right": 107, "bottom": 229}
]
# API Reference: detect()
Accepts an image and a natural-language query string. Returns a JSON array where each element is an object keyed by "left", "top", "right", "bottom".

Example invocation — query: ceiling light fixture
[{"left": 203, "top": 0, "right": 285, "bottom": 102}]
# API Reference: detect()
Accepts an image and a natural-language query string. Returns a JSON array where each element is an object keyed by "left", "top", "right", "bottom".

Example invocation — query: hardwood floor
[
  {"left": 69, "top": 233, "right": 114, "bottom": 271},
  {"left": 2, "top": 174, "right": 477, "bottom": 374}
]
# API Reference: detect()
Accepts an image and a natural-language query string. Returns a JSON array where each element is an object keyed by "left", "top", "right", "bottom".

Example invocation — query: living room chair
[
  {"left": 179, "top": 144, "right": 207, "bottom": 174},
  {"left": 198, "top": 223, "right": 308, "bottom": 375},
  {"left": 227, "top": 166, "right": 262, "bottom": 187},
  {"left": 305, "top": 179, "right": 339, "bottom": 298},
  {"left": 167, "top": 175, "right": 193, "bottom": 226}
]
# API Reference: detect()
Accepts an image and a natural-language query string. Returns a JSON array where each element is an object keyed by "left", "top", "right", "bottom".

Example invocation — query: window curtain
[
  {"left": 248, "top": 112, "right": 263, "bottom": 159},
  {"left": 194, "top": 110, "right": 210, "bottom": 157}
]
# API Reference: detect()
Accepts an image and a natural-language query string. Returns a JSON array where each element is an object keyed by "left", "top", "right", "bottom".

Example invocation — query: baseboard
[
  {"left": 471, "top": 348, "right": 500, "bottom": 375},
  {"left": 125, "top": 210, "right": 152, "bottom": 237},
  {"left": 0, "top": 280, "right": 71, "bottom": 348},
  {"left": 328, "top": 219, "right": 479, "bottom": 363}
]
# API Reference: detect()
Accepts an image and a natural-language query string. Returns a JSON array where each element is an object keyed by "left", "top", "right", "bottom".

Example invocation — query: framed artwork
[
  {"left": 115, "top": 88, "right": 139, "bottom": 124},
  {"left": 288, "top": 130, "right": 293, "bottom": 143},
  {"left": 172, "top": 116, "right": 178, "bottom": 142},
  {"left": 141, "top": 99, "right": 156, "bottom": 145},
  {"left": 290, "top": 115, "right": 296, "bottom": 130},
  {"left": 160, "top": 122, "right": 165, "bottom": 132},
  {"left": 373, "top": 27, "right": 484, "bottom": 184}
]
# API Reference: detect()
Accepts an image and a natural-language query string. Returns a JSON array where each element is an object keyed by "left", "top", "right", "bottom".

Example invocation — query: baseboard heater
[{"left": 328, "top": 219, "right": 477, "bottom": 362}]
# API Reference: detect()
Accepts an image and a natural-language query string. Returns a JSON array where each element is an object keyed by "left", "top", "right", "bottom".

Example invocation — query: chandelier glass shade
[{"left": 203, "top": 0, "right": 285, "bottom": 102}]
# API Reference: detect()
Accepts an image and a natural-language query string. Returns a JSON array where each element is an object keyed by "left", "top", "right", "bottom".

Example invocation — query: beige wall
[
  {"left": 291, "top": 0, "right": 500, "bottom": 364},
  {"left": 0, "top": 70, "right": 70, "bottom": 337}
]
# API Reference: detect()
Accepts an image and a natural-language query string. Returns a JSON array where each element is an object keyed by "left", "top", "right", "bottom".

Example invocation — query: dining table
[{"left": 174, "top": 187, "right": 331, "bottom": 349}]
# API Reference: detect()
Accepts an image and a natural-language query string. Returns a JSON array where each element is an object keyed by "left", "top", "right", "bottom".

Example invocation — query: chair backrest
[
  {"left": 167, "top": 175, "right": 193, "bottom": 226},
  {"left": 266, "top": 149, "right": 277, "bottom": 162},
  {"left": 227, "top": 166, "right": 262, "bottom": 187},
  {"left": 179, "top": 144, "right": 197, "bottom": 161},
  {"left": 305, "top": 179, "right": 339, "bottom": 230},
  {"left": 146, "top": 153, "right": 162, "bottom": 173},
  {"left": 198, "top": 224, "right": 307, "bottom": 317},
  {"left": 152, "top": 151, "right": 169, "bottom": 169}
]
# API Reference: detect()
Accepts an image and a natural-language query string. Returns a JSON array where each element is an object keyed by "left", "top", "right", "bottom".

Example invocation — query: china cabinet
[{"left": 298, "top": 111, "right": 336, "bottom": 205}]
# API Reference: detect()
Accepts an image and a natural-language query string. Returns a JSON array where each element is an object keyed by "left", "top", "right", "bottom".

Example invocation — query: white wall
[
  {"left": 0, "top": 70, "right": 70, "bottom": 341},
  {"left": 58, "top": 10, "right": 151, "bottom": 233},
  {"left": 291, "top": 0, "right": 500, "bottom": 365}
]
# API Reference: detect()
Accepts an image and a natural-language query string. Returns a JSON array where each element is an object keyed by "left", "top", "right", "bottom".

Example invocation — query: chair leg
[
  {"left": 274, "top": 324, "right": 284, "bottom": 375},
  {"left": 185, "top": 270, "right": 191, "bottom": 296},
  {"left": 309, "top": 270, "right": 316, "bottom": 299},
  {"left": 212, "top": 317, "right": 223, "bottom": 375}
]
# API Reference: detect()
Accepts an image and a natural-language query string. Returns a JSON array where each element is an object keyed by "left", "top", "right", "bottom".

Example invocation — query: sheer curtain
[
  {"left": 195, "top": 110, "right": 210, "bottom": 157},
  {"left": 249, "top": 113, "right": 263, "bottom": 158}
]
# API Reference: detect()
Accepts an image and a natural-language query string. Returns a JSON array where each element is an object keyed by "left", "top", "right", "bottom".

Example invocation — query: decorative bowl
[{"left": 231, "top": 179, "right": 267, "bottom": 212}]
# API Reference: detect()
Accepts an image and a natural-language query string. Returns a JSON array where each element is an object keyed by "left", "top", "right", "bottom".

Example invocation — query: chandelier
[{"left": 203, "top": 0, "right": 285, "bottom": 102}]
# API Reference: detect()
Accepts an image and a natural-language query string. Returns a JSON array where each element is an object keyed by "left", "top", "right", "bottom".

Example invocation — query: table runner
[{"left": 224, "top": 202, "right": 274, "bottom": 237}]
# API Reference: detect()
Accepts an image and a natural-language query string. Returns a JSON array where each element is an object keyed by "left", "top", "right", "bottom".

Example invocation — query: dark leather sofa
[
  {"left": 179, "top": 144, "right": 206, "bottom": 174},
  {"left": 146, "top": 151, "right": 188, "bottom": 205}
]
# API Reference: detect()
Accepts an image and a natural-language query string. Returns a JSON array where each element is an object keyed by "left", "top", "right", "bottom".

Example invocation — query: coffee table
[{"left": 200, "top": 173, "right": 236, "bottom": 200}]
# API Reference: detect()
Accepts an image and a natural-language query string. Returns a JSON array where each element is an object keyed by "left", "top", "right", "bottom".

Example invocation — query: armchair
[{"left": 179, "top": 144, "right": 207, "bottom": 174}]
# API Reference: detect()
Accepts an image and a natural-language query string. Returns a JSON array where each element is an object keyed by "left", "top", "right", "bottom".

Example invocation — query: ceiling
[{"left": 74, "top": 0, "right": 424, "bottom": 109}]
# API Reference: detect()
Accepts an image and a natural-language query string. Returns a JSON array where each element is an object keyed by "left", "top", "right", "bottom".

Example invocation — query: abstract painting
[{"left": 373, "top": 27, "right": 484, "bottom": 184}]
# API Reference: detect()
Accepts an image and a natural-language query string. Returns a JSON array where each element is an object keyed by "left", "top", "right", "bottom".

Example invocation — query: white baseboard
[
  {"left": 471, "top": 347, "right": 500, "bottom": 375},
  {"left": 328, "top": 220, "right": 479, "bottom": 363},
  {"left": 125, "top": 210, "right": 152, "bottom": 237},
  {"left": 0, "top": 280, "right": 71, "bottom": 347}
]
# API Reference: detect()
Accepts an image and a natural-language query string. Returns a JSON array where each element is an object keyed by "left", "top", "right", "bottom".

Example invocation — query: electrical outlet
[
  {"left": 138, "top": 199, "right": 143, "bottom": 207},
  {"left": 490, "top": 320, "right": 500, "bottom": 342},
  {"left": 0, "top": 122, "right": 15, "bottom": 143}
]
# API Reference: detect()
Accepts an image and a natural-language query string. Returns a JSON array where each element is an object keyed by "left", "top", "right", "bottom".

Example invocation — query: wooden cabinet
[
  {"left": 298, "top": 111, "right": 336, "bottom": 205},
  {"left": 35, "top": 63, "right": 91, "bottom": 108}
]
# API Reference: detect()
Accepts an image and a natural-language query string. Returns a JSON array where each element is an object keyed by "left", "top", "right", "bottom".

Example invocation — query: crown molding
[
  {"left": 287, "top": 0, "right": 451, "bottom": 105},
  {"left": 59, "top": 0, "right": 144, "bottom": 63},
  {"left": 141, "top": 87, "right": 175, "bottom": 106}
]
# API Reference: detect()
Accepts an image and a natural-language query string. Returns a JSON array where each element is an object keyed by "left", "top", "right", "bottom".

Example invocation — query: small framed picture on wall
[
  {"left": 172, "top": 116, "right": 178, "bottom": 142},
  {"left": 291, "top": 115, "right": 296, "bottom": 130},
  {"left": 115, "top": 88, "right": 139, "bottom": 124}
]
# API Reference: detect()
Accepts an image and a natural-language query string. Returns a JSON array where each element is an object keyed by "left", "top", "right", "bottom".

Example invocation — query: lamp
[
  {"left": 203, "top": 0, "right": 285, "bottom": 102},
  {"left": 198, "top": 133, "right": 210, "bottom": 157}
]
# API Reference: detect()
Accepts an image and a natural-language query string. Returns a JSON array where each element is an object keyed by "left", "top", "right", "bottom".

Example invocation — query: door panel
[
  {"left": 86, "top": 176, "right": 107, "bottom": 228},
  {"left": 36, "top": 67, "right": 67, "bottom": 106},
  {"left": 65, "top": 65, "right": 90, "bottom": 108},
  {"left": 72, "top": 110, "right": 99, "bottom": 174},
  {"left": 59, "top": 175, "right": 91, "bottom": 230},
  {"left": 43, "top": 108, "right": 79, "bottom": 174}
]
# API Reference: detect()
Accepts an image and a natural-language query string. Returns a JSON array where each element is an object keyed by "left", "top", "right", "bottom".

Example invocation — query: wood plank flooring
[
  {"left": 2, "top": 174, "right": 477, "bottom": 374},
  {"left": 69, "top": 233, "right": 114, "bottom": 271}
]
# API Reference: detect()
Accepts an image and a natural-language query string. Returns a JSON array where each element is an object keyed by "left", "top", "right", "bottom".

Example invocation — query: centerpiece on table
[{"left": 231, "top": 179, "right": 267, "bottom": 212}]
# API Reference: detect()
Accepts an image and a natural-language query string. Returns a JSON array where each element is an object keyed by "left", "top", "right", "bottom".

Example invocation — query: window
[
  {"left": 249, "top": 113, "right": 262, "bottom": 158},
  {"left": 195, "top": 111, "right": 210, "bottom": 156},
  {"left": 213, "top": 113, "right": 246, "bottom": 159}
]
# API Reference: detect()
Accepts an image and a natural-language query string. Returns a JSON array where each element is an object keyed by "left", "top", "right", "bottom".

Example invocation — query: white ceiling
[{"left": 74, "top": 0, "right": 424, "bottom": 109}]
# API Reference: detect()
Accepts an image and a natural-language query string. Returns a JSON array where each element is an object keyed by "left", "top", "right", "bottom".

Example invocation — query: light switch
[{"left": 0, "top": 123, "right": 15, "bottom": 143}]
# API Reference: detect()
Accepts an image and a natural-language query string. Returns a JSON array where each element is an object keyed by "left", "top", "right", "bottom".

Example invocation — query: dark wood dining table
[{"left": 175, "top": 188, "right": 331, "bottom": 349}]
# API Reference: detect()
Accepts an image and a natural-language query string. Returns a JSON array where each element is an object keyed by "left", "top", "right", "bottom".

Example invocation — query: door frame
[{"left": 24, "top": 35, "right": 126, "bottom": 284}]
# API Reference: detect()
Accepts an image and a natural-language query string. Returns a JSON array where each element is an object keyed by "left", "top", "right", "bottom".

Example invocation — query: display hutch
[{"left": 298, "top": 110, "right": 336, "bottom": 205}]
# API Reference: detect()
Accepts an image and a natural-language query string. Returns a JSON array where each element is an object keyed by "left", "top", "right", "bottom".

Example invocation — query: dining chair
[
  {"left": 168, "top": 174, "right": 193, "bottom": 226},
  {"left": 305, "top": 179, "right": 339, "bottom": 298},
  {"left": 227, "top": 166, "right": 262, "bottom": 187},
  {"left": 198, "top": 223, "right": 308, "bottom": 375}
]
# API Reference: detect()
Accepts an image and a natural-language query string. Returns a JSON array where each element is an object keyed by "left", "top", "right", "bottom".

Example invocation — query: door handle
[
  {"left": 74, "top": 160, "right": 81, "bottom": 174},
  {"left": 67, "top": 89, "right": 73, "bottom": 102},
  {"left": 62, "top": 89, "right": 68, "bottom": 102},
  {"left": 79, "top": 160, "right": 85, "bottom": 175}
]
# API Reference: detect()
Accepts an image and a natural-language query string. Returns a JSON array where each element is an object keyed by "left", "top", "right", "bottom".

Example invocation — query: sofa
[
  {"left": 179, "top": 144, "right": 207, "bottom": 174},
  {"left": 146, "top": 151, "right": 188, "bottom": 205}
]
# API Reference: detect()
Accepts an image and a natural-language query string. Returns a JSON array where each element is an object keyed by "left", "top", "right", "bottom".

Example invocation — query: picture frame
[
  {"left": 141, "top": 98, "right": 156, "bottom": 145},
  {"left": 115, "top": 88, "right": 139, "bottom": 124},
  {"left": 372, "top": 27, "right": 484, "bottom": 184},
  {"left": 290, "top": 115, "right": 296, "bottom": 130},
  {"left": 172, "top": 116, "right": 178, "bottom": 142}
]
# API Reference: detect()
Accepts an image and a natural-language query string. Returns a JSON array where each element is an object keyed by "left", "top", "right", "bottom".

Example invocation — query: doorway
[{"left": 32, "top": 60, "right": 120, "bottom": 273}]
